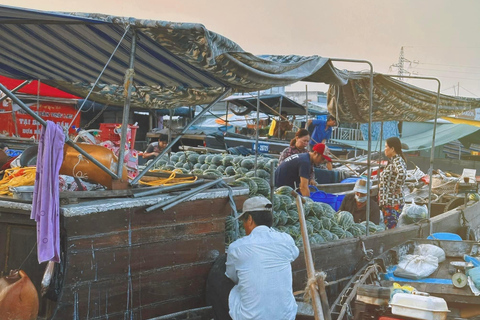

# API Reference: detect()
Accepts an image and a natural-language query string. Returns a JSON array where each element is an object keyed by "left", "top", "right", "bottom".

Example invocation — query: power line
[
  {"left": 417, "top": 62, "right": 480, "bottom": 69},
  {"left": 412, "top": 66, "right": 480, "bottom": 75}
]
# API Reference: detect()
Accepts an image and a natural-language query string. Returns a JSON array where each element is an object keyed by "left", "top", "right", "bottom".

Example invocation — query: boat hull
[{"left": 0, "top": 191, "right": 479, "bottom": 319}]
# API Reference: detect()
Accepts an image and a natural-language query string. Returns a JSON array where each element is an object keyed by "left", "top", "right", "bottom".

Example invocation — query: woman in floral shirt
[
  {"left": 278, "top": 129, "right": 316, "bottom": 185},
  {"left": 379, "top": 137, "right": 407, "bottom": 229}
]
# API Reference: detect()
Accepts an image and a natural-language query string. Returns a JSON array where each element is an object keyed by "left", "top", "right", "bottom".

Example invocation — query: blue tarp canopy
[
  {"left": 332, "top": 123, "right": 480, "bottom": 152},
  {"left": 223, "top": 94, "right": 325, "bottom": 116},
  {"left": 0, "top": 5, "right": 348, "bottom": 109}
]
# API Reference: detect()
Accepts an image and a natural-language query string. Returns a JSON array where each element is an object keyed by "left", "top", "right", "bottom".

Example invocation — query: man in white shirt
[{"left": 220, "top": 197, "right": 299, "bottom": 320}]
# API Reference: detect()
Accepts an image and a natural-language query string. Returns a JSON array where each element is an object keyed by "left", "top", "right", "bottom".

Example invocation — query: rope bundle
[
  {"left": 139, "top": 169, "right": 197, "bottom": 187},
  {"left": 0, "top": 167, "right": 36, "bottom": 195}
]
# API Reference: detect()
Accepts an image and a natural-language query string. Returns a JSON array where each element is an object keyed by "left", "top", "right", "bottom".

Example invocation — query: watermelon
[
  {"left": 347, "top": 225, "right": 362, "bottom": 237},
  {"left": 191, "top": 169, "right": 203, "bottom": 176},
  {"left": 200, "top": 164, "right": 209, "bottom": 170},
  {"left": 193, "top": 163, "right": 202, "bottom": 169},
  {"left": 222, "top": 155, "right": 234, "bottom": 167},
  {"left": 232, "top": 156, "right": 243, "bottom": 166},
  {"left": 318, "top": 229, "right": 334, "bottom": 241},
  {"left": 277, "top": 194, "right": 295, "bottom": 210},
  {"left": 187, "top": 153, "right": 200, "bottom": 164},
  {"left": 228, "top": 180, "right": 249, "bottom": 189},
  {"left": 212, "top": 155, "right": 223, "bottom": 166},
  {"left": 318, "top": 202, "right": 336, "bottom": 217},
  {"left": 224, "top": 166, "right": 236, "bottom": 176},
  {"left": 174, "top": 162, "right": 184, "bottom": 168},
  {"left": 272, "top": 194, "right": 282, "bottom": 211},
  {"left": 205, "top": 155, "right": 214, "bottom": 164},
  {"left": 320, "top": 216, "right": 333, "bottom": 231},
  {"left": 198, "top": 154, "right": 208, "bottom": 164},
  {"left": 335, "top": 211, "right": 355, "bottom": 230},
  {"left": 275, "top": 185, "right": 294, "bottom": 196},
  {"left": 360, "top": 221, "right": 378, "bottom": 234},
  {"left": 235, "top": 167, "right": 249, "bottom": 175},
  {"left": 236, "top": 178, "right": 258, "bottom": 196},
  {"left": 208, "top": 164, "right": 218, "bottom": 170},
  {"left": 178, "top": 155, "right": 186, "bottom": 163},
  {"left": 309, "top": 234, "right": 326, "bottom": 245},
  {"left": 241, "top": 158, "right": 255, "bottom": 170},
  {"left": 251, "top": 177, "right": 271, "bottom": 197},
  {"left": 331, "top": 226, "right": 347, "bottom": 239},
  {"left": 216, "top": 165, "right": 225, "bottom": 173},
  {"left": 182, "top": 162, "right": 192, "bottom": 170},
  {"left": 170, "top": 154, "right": 180, "bottom": 163},
  {"left": 287, "top": 209, "right": 299, "bottom": 224}
]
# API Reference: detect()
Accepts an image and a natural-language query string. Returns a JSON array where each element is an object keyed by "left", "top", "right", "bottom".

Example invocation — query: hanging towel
[
  {"left": 31, "top": 121, "right": 64, "bottom": 263},
  {"left": 268, "top": 119, "right": 276, "bottom": 136}
]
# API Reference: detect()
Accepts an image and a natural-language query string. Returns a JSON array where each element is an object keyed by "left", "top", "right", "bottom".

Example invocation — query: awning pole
[
  {"left": 386, "top": 75, "right": 441, "bottom": 221},
  {"left": 131, "top": 88, "right": 232, "bottom": 185},
  {"left": 0, "top": 80, "right": 32, "bottom": 103},
  {"left": 278, "top": 96, "right": 283, "bottom": 139},
  {"left": 0, "top": 82, "right": 119, "bottom": 179},
  {"left": 330, "top": 58, "right": 374, "bottom": 236},
  {"left": 254, "top": 91, "right": 260, "bottom": 176},
  {"left": 305, "top": 85, "right": 309, "bottom": 129},
  {"left": 117, "top": 29, "right": 137, "bottom": 179}
]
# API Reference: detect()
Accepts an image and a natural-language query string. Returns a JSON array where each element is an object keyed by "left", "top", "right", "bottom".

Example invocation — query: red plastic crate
[{"left": 98, "top": 123, "right": 138, "bottom": 150}]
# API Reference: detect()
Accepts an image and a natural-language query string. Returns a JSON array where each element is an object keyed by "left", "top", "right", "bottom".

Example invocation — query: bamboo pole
[{"left": 292, "top": 191, "right": 325, "bottom": 320}]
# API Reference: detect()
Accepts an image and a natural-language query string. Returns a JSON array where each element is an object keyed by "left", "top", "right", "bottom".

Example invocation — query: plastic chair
[{"left": 427, "top": 232, "right": 462, "bottom": 241}]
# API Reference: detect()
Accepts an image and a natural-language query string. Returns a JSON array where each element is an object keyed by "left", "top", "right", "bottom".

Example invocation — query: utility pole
[{"left": 389, "top": 47, "right": 417, "bottom": 80}]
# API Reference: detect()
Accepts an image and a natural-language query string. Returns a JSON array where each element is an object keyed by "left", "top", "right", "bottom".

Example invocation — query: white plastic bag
[
  {"left": 414, "top": 244, "right": 446, "bottom": 263},
  {"left": 394, "top": 254, "right": 438, "bottom": 279},
  {"left": 401, "top": 201, "right": 428, "bottom": 224}
]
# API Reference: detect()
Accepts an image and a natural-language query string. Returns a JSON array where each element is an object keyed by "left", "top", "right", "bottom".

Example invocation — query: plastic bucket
[
  {"left": 335, "top": 194, "right": 346, "bottom": 211},
  {"left": 310, "top": 186, "right": 339, "bottom": 210}
]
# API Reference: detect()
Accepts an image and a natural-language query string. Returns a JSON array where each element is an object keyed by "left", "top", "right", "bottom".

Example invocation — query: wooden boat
[
  {"left": 329, "top": 238, "right": 480, "bottom": 320},
  {"left": 0, "top": 186, "right": 248, "bottom": 319},
  {"left": 1, "top": 183, "right": 478, "bottom": 319}
]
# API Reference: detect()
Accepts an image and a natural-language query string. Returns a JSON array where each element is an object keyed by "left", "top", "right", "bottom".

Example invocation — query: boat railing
[{"left": 329, "top": 127, "right": 363, "bottom": 144}]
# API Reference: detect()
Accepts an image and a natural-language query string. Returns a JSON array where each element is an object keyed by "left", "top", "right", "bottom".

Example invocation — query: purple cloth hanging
[{"left": 31, "top": 120, "right": 64, "bottom": 263}]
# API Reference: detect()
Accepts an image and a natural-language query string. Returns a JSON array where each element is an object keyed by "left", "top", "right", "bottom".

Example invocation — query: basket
[
  {"left": 309, "top": 186, "right": 344, "bottom": 211},
  {"left": 431, "top": 175, "right": 459, "bottom": 195}
]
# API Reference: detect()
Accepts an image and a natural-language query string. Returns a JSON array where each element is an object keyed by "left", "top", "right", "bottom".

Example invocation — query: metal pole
[
  {"left": 330, "top": 58, "right": 374, "bottom": 235},
  {"left": 0, "top": 82, "right": 119, "bottom": 179},
  {"left": 117, "top": 29, "right": 137, "bottom": 179},
  {"left": 225, "top": 101, "right": 229, "bottom": 133},
  {"left": 133, "top": 179, "right": 205, "bottom": 198},
  {"left": 254, "top": 91, "right": 260, "bottom": 176},
  {"left": 131, "top": 88, "right": 232, "bottom": 185},
  {"left": 144, "top": 178, "right": 222, "bottom": 213},
  {"left": 0, "top": 80, "right": 32, "bottom": 103},
  {"left": 386, "top": 75, "right": 441, "bottom": 221},
  {"left": 278, "top": 96, "right": 283, "bottom": 139},
  {"left": 305, "top": 84, "right": 309, "bottom": 129}
]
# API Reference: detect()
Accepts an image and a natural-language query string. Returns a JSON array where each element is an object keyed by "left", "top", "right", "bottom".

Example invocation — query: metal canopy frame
[
  {"left": 385, "top": 74, "right": 441, "bottom": 221},
  {"left": 0, "top": 23, "right": 230, "bottom": 187},
  {"left": 330, "top": 58, "right": 374, "bottom": 235}
]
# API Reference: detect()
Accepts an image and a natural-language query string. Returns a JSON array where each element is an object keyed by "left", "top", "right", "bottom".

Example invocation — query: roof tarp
[
  {"left": 331, "top": 123, "right": 480, "bottom": 152},
  {"left": 0, "top": 5, "right": 348, "bottom": 109},
  {"left": 327, "top": 73, "right": 480, "bottom": 123},
  {"left": 223, "top": 94, "right": 324, "bottom": 116},
  {"left": 0, "top": 75, "right": 80, "bottom": 99}
]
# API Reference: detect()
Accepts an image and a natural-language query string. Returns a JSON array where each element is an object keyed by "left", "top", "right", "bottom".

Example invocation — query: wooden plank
[
  {"left": 64, "top": 196, "right": 244, "bottom": 236},
  {"left": 65, "top": 233, "right": 224, "bottom": 282},
  {"left": 57, "top": 262, "right": 213, "bottom": 319},
  {"left": 69, "top": 218, "right": 225, "bottom": 251}
]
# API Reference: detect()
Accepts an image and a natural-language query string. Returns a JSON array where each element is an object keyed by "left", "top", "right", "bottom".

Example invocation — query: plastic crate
[{"left": 98, "top": 123, "right": 138, "bottom": 150}]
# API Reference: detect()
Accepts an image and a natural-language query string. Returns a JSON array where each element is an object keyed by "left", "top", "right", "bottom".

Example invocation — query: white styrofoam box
[{"left": 390, "top": 293, "right": 450, "bottom": 320}]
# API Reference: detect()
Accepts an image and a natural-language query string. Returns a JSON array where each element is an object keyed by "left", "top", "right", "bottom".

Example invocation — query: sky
[{"left": 2, "top": 0, "right": 480, "bottom": 97}]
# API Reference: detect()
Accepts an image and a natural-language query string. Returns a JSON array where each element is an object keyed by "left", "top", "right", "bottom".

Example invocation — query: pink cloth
[{"left": 31, "top": 121, "right": 64, "bottom": 263}]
